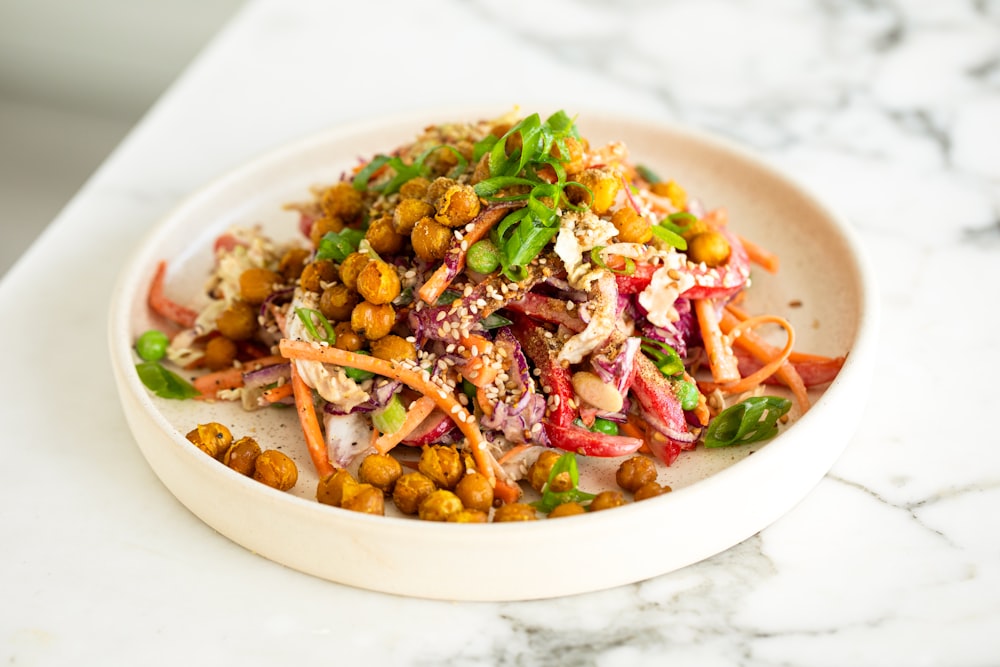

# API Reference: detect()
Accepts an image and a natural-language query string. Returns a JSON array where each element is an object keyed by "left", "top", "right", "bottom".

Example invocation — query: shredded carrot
[
  {"left": 497, "top": 443, "right": 532, "bottom": 467},
  {"left": 418, "top": 207, "right": 507, "bottom": 305},
  {"left": 715, "top": 315, "right": 795, "bottom": 394},
  {"left": 720, "top": 308, "right": 811, "bottom": 412},
  {"left": 458, "top": 334, "right": 499, "bottom": 388},
  {"left": 261, "top": 383, "right": 293, "bottom": 404},
  {"left": 278, "top": 339, "right": 498, "bottom": 487},
  {"left": 192, "top": 355, "right": 287, "bottom": 398},
  {"left": 694, "top": 298, "right": 741, "bottom": 384},
  {"left": 371, "top": 396, "right": 437, "bottom": 455},
  {"left": 618, "top": 418, "right": 647, "bottom": 443},
  {"left": 701, "top": 207, "right": 728, "bottom": 228},
  {"left": 738, "top": 234, "right": 780, "bottom": 274},
  {"left": 289, "top": 362, "right": 335, "bottom": 479},
  {"left": 683, "top": 371, "right": 711, "bottom": 426},
  {"left": 148, "top": 260, "right": 198, "bottom": 328},
  {"left": 788, "top": 350, "right": 842, "bottom": 364}
]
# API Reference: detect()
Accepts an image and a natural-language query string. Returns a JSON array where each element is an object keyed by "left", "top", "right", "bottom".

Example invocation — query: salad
[{"left": 137, "top": 109, "right": 845, "bottom": 519}]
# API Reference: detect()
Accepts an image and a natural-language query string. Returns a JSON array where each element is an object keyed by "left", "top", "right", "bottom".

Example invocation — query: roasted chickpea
[
  {"left": 553, "top": 136, "right": 585, "bottom": 175},
  {"left": 317, "top": 469, "right": 358, "bottom": 507},
  {"left": 650, "top": 180, "right": 687, "bottom": 210},
  {"left": 569, "top": 168, "right": 621, "bottom": 214},
  {"left": 278, "top": 247, "right": 310, "bottom": 282},
  {"left": 470, "top": 153, "right": 491, "bottom": 185},
  {"left": 687, "top": 231, "right": 731, "bottom": 268},
  {"left": 447, "top": 509, "right": 489, "bottom": 523},
  {"left": 493, "top": 503, "right": 538, "bottom": 522},
  {"left": 455, "top": 472, "right": 493, "bottom": 513},
  {"left": 253, "top": 450, "right": 298, "bottom": 491},
  {"left": 398, "top": 176, "right": 431, "bottom": 200},
  {"left": 321, "top": 182, "right": 363, "bottom": 222},
  {"left": 370, "top": 334, "right": 416, "bottom": 362},
  {"left": 185, "top": 422, "right": 233, "bottom": 459},
  {"left": 434, "top": 184, "right": 481, "bottom": 228},
  {"left": 341, "top": 483, "right": 385, "bottom": 515},
  {"left": 299, "top": 259, "right": 339, "bottom": 293},
  {"left": 425, "top": 176, "right": 455, "bottom": 205},
  {"left": 527, "top": 450, "right": 573, "bottom": 493},
  {"left": 418, "top": 445, "right": 465, "bottom": 490},
  {"left": 309, "top": 215, "right": 345, "bottom": 248},
  {"left": 319, "top": 284, "right": 359, "bottom": 322},
  {"left": 203, "top": 335, "right": 237, "bottom": 371},
  {"left": 633, "top": 481, "right": 672, "bottom": 502},
  {"left": 411, "top": 217, "right": 452, "bottom": 262},
  {"left": 338, "top": 252, "right": 370, "bottom": 292},
  {"left": 418, "top": 489, "right": 464, "bottom": 522},
  {"left": 216, "top": 300, "right": 258, "bottom": 341},
  {"left": 358, "top": 453, "right": 403, "bottom": 494},
  {"left": 392, "top": 198, "right": 435, "bottom": 235},
  {"left": 549, "top": 502, "right": 587, "bottom": 518},
  {"left": 332, "top": 321, "right": 364, "bottom": 351},
  {"left": 392, "top": 471, "right": 437, "bottom": 515},
  {"left": 239, "top": 267, "right": 282, "bottom": 306},
  {"left": 350, "top": 301, "right": 395, "bottom": 341},
  {"left": 223, "top": 436, "right": 261, "bottom": 476},
  {"left": 611, "top": 207, "right": 653, "bottom": 244},
  {"left": 356, "top": 260, "right": 401, "bottom": 305},
  {"left": 589, "top": 490, "right": 626, "bottom": 512},
  {"left": 365, "top": 215, "right": 404, "bottom": 256},
  {"left": 616, "top": 455, "right": 658, "bottom": 493}
]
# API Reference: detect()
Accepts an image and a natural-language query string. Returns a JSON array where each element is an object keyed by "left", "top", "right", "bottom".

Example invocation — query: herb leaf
[
  {"left": 136, "top": 361, "right": 200, "bottom": 400},
  {"left": 531, "top": 452, "right": 596, "bottom": 514},
  {"left": 704, "top": 396, "right": 792, "bottom": 448},
  {"left": 316, "top": 228, "right": 365, "bottom": 262}
]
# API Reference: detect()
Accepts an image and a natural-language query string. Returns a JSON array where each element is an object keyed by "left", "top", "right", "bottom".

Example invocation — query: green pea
[
  {"left": 674, "top": 379, "right": 699, "bottom": 411},
  {"left": 466, "top": 239, "right": 500, "bottom": 274},
  {"left": 344, "top": 351, "right": 375, "bottom": 381},
  {"left": 136, "top": 329, "right": 169, "bottom": 362},
  {"left": 590, "top": 418, "right": 619, "bottom": 435}
]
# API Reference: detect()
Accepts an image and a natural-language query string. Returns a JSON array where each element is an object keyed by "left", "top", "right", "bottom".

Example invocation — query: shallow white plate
[{"left": 108, "top": 108, "right": 878, "bottom": 601}]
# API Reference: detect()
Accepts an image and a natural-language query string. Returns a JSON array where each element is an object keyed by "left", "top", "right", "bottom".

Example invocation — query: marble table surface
[{"left": 2, "top": 0, "right": 998, "bottom": 664}]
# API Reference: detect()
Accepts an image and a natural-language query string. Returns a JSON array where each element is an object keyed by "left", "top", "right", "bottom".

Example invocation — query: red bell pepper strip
[
  {"left": 505, "top": 293, "right": 586, "bottom": 333},
  {"left": 148, "top": 260, "right": 198, "bottom": 329},
  {"left": 512, "top": 314, "right": 575, "bottom": 428},
  {"left": 630, "top": 353, "right": 696, "bottom": 464},
  {"left": 614, "top": 229, "right": 751, "bottom": 301},
  {"left": 544, "top": 423, "right": 643, "bottom": 457}
]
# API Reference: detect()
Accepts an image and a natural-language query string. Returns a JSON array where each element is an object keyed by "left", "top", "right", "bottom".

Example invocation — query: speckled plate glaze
[{"left": 108, "top": 108, "right": 878, "bottom": 601}]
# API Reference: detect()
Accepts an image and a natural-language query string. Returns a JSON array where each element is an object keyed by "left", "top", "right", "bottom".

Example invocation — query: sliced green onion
[
  {"left": 640, "top": 337, "right": 685, "bottom": 377},
  {"left": 136, "top": 329, "right": 169, "bottom": 362},
  {"left": 316, "top": 228, "right": 365, "bottom": 262},
  {"left": 352, "top": 155, "right": 392, "bottom": 191},
  {"left": 466, "top": 239, "right": 500, "bottom": 274},
  {"left": 590, "top": 418, "right": 620, "bottom": 435},
  {"left": 590, "top": 246, "right": 635, "bottom": 276},
  {"left": 704, "top": 396, "right": 792, "bottom": 448},
  {"left": 342, "top": 351, "right": 375, "bottom": 382},
  {"left": 530, "top": 452, "right": 596, "bottom": 514},
  {"left": 372, "top": 394, "right": 406, "bottom": 433},
  {"left": 636, "top": 164, "right": 661, "bottom": 184},
  {"left": 651, "top": 225, "right": 688, "bottom": 251},
  {"left": 135, "top": 361, "right": 200, "bottom": 400},
  {"left": 295, "top": 308, "right": 336, "bottom": 345}
]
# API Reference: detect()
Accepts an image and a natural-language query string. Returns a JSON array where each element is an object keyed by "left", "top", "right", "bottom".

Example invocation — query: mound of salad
[{"left": 136, "top": 109, "right": 845, "bottom": 520}]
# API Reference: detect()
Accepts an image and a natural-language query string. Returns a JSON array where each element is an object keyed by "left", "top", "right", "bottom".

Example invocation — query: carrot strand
[
  {"left": 371, "top": 396, "right": 437, "bottom": 455},
  {"left": 289, "top": 362, "right": 335, "bottom": 479},
  {"left": 694, "top": 298, "right": 741, "bottom": 384}
]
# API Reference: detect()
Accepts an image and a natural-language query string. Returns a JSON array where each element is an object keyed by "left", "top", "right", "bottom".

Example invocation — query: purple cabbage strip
[
  {"left": 636, "top": 297, "right": 695, "bottom": 359},
  {"left": 322, "top": 378, "right": 402, "bottom": 416},
  {"left": 479, "top": 327, "right": 548, "bottom": 445},
  {"left": 591, "top": 336, "right": 641, "bottom": 396}
]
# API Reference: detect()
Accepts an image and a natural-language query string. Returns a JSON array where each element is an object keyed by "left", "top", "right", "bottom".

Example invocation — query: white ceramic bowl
[{"left": 108, "top": 108, "right": 878, "bottom": 601}]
